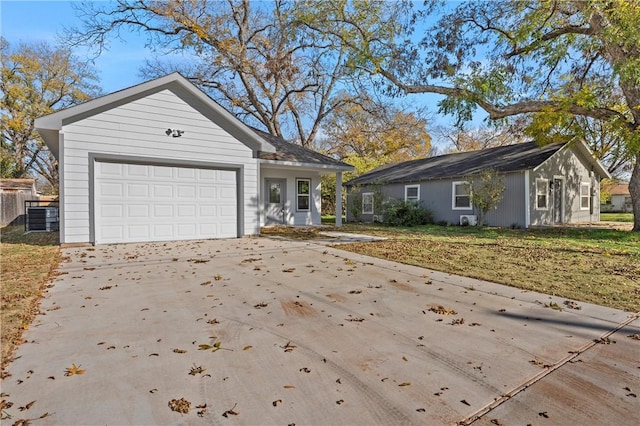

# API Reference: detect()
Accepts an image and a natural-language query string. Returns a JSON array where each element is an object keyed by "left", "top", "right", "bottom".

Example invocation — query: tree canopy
[
  {"left": 332, "top": 0, "right": 640, "bottom": 230},
  {"left": 0, "top": 38, "right": 100, "bottom": 189},
  {"left": 67, "top": 0, "right": 401, "bottom": 148}
]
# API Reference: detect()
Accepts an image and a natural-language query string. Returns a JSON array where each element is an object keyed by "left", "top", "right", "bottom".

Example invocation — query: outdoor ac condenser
[
  {"left": 27, "top": 207, "right": 59, "bottom": 232},
  {"left": 459, "top": 215, "right": 477, "bottom": 226}
]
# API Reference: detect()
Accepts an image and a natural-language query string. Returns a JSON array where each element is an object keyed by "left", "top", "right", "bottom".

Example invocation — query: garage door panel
[{"left": 95, "top": 162, "right": 237, "bottom": 244}]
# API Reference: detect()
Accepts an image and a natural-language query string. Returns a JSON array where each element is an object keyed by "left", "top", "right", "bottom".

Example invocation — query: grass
[
  {"left": 262, "top": 223, "right": 640, "bottom": 312},
  {"left": 1, "top": 225, "right": 60, "bottom": 372},
  {"left": 601, "top": 212, "right": 634, "bottom": 222}
]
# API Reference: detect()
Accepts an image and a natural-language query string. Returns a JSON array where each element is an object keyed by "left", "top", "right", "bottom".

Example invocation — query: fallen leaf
[
  {"left": 173, "top": 349, "right": 187, "bottom": 354},
  {"left": 243, "top": 346, "right": 253, "bottom": 351},
  {"left": 222, "top": 403, "right": 239, "bottom": 417},
  {"left": 461, "top": 399, "right": 471, "bottom": 406},
  {"left": 539, "top": 411, "right": 549, "bottom": 418},
  {"left": 168, "top": 398, "right": 191, "bottom": 414},
  {"left": 398, "top": 382, "right": 411, "bottom": 387},
  {"left": 416, "top": 408, "right": 426, "bottom": 412},
  {"left": 299, "top": 367, "right": 311, "bottom": 373},
  {"left": 429, "top": 305, "right": 457, "bottom": 315},
  {"left": 18, "top": 401, "right": 35, "bottom": 411},
  {"left": 272, "top": 399, "right": 282, "bottom": 407},
  {"left": 64, "top": 364, "right": 86, "bottom": 376}
]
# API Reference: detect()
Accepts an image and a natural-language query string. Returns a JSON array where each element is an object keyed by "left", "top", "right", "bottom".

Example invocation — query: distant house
[
  {"left": 345, "top": 141, "right": 611, "bottom": 228},
  {"left": 602, "top": 183, "right": 632, "bottom": 213},
  {"left": 0, "top": 178, "right": 37, "bottom": 226}
]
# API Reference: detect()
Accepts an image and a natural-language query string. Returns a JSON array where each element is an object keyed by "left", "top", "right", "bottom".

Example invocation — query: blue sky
[
  {"left": 1, "top": 0, "right": 151, "bottom": 92},
  {"left": 1, "top": 0, "right": 483, "bottom": 147}
]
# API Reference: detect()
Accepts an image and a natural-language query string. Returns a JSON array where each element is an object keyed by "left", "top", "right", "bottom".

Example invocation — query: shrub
[{"left": 382, "top": 199, "right": 433, "bottom": 226}]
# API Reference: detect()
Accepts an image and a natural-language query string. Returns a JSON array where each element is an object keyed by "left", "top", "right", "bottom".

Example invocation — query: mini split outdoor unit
[
  {"left": 459, "top": 215, "right": 477, "bottom": 226},
  {"left": 27, "top": 206, "right": 59, "bottom": 232}
]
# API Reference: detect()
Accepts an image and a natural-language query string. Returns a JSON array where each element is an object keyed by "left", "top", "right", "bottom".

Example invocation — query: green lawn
[
  {"left": 0, "top": 225, "right": 60, "bottom": 372},
  {"left": 263, "top": 223, "right": 640, "bottom": 312},
  {"left": 601, "top": 212, "right": 634, "bottom": 222}
]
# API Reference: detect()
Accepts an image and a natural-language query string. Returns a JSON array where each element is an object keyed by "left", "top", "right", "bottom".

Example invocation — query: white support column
[{"left": 335, "top": 172, "right": 343, "bottom": 227}]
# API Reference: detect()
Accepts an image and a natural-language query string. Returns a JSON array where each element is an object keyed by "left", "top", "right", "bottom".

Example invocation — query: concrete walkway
[{"left": 2, "top": 237, "right": 638, "bottom": 425}]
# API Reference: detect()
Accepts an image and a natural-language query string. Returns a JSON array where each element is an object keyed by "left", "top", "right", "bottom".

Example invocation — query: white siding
[
  {"left": 60, "top": 89, "right": 259, "bottom": 243},
  {"left": 260, "top": 168, "right": 321, "bottom": 226}
]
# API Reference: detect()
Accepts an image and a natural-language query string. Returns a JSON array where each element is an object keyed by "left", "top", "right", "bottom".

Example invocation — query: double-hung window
[
  {"left": 405, "top": 185, "right": 420, "bottom": 203},
  {"left": 296, "top": 178, "right": 310, "bottom": 211},
  {"left": 362, "top": 192, "right": 374, "bottom": 214},
  {"left": 580, "top": 183, "right": 590, "bottom": 210},
  {"left": 452, "top": 181, "right": 471, "bottom": 209},
  {"left": 536, "top": 178, "right": 548, "bottom": 209}
]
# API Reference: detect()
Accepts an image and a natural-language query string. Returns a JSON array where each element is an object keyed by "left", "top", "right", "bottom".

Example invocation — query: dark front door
[
  {"left": 265, "top": 179, "right": 286, "bottom": 225},
  {"left": 552, "top": 178, "right": 563, "bottom": 223}
]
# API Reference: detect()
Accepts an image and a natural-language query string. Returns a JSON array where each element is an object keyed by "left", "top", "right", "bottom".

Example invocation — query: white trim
[
  {"left": 404, "top": 184, "right": 420, "bottom": 202},
  {"left": 524, "top": 170, "right": 530, "bottom": 228},
  {"left": 259, "top": 158, "right": 353, "bottom": 172},
  {"left": 535, "top": 178, "right": 549, "bottom": 210},
  {"left": 580, "top": 182, "right": 591, "bottom": 210},
  {"left": 362, "top": 192, "right": 374, "bottom": 215},
  {"left": 296, "top": 178, "right": 311, "bottom": 212},
  {"left": 452, "top": 181, "right": 472, "bottom": 210},
  {"left": 335, "top": 172, "right": 343, "bottom": 227}
]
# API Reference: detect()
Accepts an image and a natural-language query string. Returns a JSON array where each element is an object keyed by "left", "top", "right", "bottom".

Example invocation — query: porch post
[{"left": 335, "top": 172, "right": 343, "bottom": 227}]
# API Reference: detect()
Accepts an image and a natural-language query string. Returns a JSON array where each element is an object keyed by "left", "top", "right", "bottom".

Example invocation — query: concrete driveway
[{"left": 2, "top": 237, "right": 638, "bottom": 425}]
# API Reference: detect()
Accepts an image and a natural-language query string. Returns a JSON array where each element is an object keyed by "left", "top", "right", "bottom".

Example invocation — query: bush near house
[{"left": 381, "top": 199, "right": 434, "bottom": 226}]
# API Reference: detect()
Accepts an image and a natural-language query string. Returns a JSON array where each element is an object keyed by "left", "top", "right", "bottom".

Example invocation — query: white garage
[
  {"left": 35, "top": 73, "right": 352, "bottom": 245},
  {"left": 94, "top": 162, "right": 237, "bottom": 244}
]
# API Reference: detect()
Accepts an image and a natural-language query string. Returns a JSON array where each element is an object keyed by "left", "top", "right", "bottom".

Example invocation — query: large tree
[
  {"left": 67, "top": 0, "right": 400, "bottom": 148},
  {"left": 318, "top": 0, "right": 640, "bottom": 231},
  {"left": 0, "top": 38, "right": 99, "bottom": 189}
]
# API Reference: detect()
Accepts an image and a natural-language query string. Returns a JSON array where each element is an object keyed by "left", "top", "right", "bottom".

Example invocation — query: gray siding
[
  {"left": 260, "top": 168, "right": 321, "bottom": 226},
  {"left": 347, "top": 173, "right": 526, "bottom": 227},
  {"left": 529, "top": 145, "right": 601, "bottom": 225}
]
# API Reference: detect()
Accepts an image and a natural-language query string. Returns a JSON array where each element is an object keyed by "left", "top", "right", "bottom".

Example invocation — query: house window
[
  {"left": 362, "top": 192, "right": 374, "bottom": 214},
  {"left": 580, "top": 183, "right": 590, "bottom": 210},
  {"left": 296, "top": 179, "right": 310, "bottom": 211},
  {"left": 405, "top": 185, "right": 420, "bottom": 203},
  {"left": 452, "top": 181, "right": 471, "bottom": 209},
  {"left": 536, "top": 179, "right": 548, "bottom": 209}
]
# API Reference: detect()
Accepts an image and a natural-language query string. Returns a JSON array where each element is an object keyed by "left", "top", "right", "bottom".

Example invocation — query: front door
[
  {"left": 552, "top": 178, "right": 563, "bottom": 223},
  {"left": 265, "top": 179, "right": 286, "bottom": 225}
]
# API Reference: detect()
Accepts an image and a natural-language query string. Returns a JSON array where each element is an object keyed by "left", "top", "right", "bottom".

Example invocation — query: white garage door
[{"left": 94, "top": 162, "right": 237, "bottom": 244}]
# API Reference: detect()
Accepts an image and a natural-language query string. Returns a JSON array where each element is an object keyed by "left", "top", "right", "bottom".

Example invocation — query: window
[
  {"left": 269, "top": 182, "right": 281, "bottom": 204},
  {"left": 296, "top": 179, "right": 310, "bottom": 211},
  {"left": 452, "top": 182, "right": 471, "bottom": 209},
  {"left": 536, "top": 179, "right": 548, "bottom": 209},
  {"left": 362, "top": 192, "right": 374, "bottom": 214},
  {"left": 580, "top": 183, "right": 590, "bottom": 210},
  {"left": 405, "top": 185, "right": 420, "bottom": 203}
]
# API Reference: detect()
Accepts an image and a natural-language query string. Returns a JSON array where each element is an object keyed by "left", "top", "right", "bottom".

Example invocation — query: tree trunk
[{"left": 629, "top": 152, "right": 640, "bottom": 232}]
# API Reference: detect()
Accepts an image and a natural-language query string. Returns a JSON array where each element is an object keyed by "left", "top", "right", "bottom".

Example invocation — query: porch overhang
[{"left": 259, "top": 159, "right": 353, "bottom": 174}]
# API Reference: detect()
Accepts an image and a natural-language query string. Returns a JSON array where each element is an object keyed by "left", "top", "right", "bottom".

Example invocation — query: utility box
[{"left": 27, "top": 206, "right": 59, "bottom": 232}]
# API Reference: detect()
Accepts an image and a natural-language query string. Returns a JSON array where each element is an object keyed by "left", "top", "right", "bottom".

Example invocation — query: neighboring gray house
[
  {"left": 35, "top": 73, "right": 352, "bottom": 245},
  {"left": 345, "top": 141, "right": 610, "bottom": 228}
]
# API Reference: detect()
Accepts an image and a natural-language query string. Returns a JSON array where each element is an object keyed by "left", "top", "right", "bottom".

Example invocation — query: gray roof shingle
[
  {"left": 252, "top": 127, "right": 352, "bottom": 169},
  {"left": 345, "top": 141, "right": 565, "bottom": 186}
]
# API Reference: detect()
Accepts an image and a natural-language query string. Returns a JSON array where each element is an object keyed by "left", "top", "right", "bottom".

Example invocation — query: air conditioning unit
[
  {"left": 27, "top": 207, "right": 59, "bottom": 232},
  {"left": 459, "top": 215, "right": 477, "bottom": 226},
  {"left": 372, "top": 215, "right": 382, "bottom": 223}
]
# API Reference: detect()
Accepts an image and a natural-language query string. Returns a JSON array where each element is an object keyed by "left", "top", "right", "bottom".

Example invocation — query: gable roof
[
  {"left": 346, "top": 141, "right": 610, "bottom": 186},
  {"left": 35, "top": 72, "right": 276, "bottom": 158},
  {"left": 252, "top": 128, "right": 352, "bottom": 170}
]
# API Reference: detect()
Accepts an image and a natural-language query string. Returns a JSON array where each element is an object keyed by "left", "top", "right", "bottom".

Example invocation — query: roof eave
[{"left": 259, "top": 159, "right": 354, "bottom": 172}]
